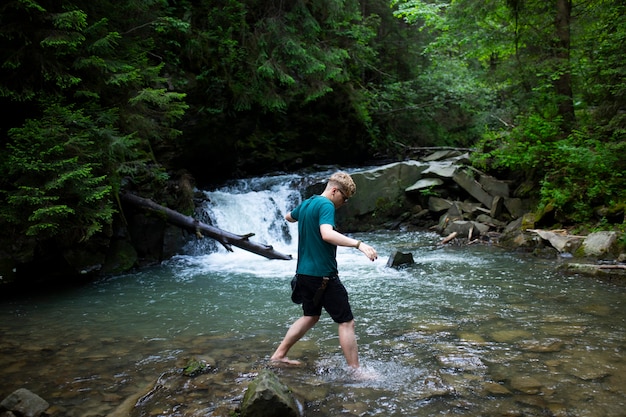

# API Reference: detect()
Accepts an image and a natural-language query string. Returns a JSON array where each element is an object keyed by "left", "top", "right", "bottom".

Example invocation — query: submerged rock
[
  {"left": 509, "top": 375, "right": 543, "bottom": 395},
  {"left": 183, "top": 357, "right": 211, "bottom": 377}
]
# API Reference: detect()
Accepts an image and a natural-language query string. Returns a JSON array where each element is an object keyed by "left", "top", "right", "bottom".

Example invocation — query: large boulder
[
  {"left": 405, "top": 177, "right": 444, "bottom": 193},
  {"left": 452, "top": 168, "right": 493, "bottom": 209},
  {"left": 240, "top": 370, "right": 300, "bottom": 417},
  {"left": 580, "top": 231, "right": 619, "bottom": 258},
  {"left": 528, "top": 229, "right": 584, "bottom": 254},
  {"left": 443, "top": 220, "right": 490, "bottom": 239},
  {"left": 347, "top": 161, "right": 429, "bottom": 217}
]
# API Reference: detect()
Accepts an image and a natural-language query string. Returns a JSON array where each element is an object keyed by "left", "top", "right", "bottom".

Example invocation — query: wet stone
[
  {"left": 517, "top": 338, "right": 564, "bottom": 353},
  {"left": 457, "top": 332, "right": 487, "bottom": 345},
  {"left": 544, "top": 359, "right": 562, "bottom": 368},
  {"left": 0, "top": 388, "right": 49, "bottom": 417},
  {"left": 547, "top": 402, "right": 570, "bottom": 417},
  {"left": 182, "top": 357, "right": 211, "bottom": 377},
  {"left": 539, "top": 324, "right": 586, "bottom": 337},
  {"left": 415, "top": 375, "right": 456, "bottom": 400},
  {"left": 436, "top": 351, "right": 485, "bottom": 371},
  {"left": 482, "top": 381, "right": 512, "bottom": 396},
  {"left": 514, "top": 394, "right": 548, "bottom": 409},
  {"left": 579, "top": 304, "right": 612, "bottom": 317},
  {"left": 509, "top": 376, "right": 543, "bottom": 394},
  {"left": 490, "top": 329, "right": 533, "bottom": 343},
  {"left": 240, "top": 369, "right": 300, "bottom": 417},
  {"left": 413, "top": 321, "right": 458, "bottom": 333},
  {"left": 568, "top": 365, "right": 611, "bottom": 381}
]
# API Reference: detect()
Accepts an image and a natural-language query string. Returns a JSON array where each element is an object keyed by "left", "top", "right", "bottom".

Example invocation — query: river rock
[
  {"left": 490, "top": 329, "right": 533, "bottom": 343},
  {"left": 504, "top": 197, "right": 530, "bottom": 219},
  {"left": 581, "top": 231, "right": 618, "bottom": 257},
  {"left": 0, "top": 388, "right": 49, "bottom": 417},
  {"left": 428, "top": 197, "right": 453, "bottom": 213},
  {"left": 102, "top": 239, "right": 138, "bottom": 274},
  {"left": 182, "top": 357, "right": 211, "bottom": 377},
  {"left": 528, "top": 229, "right": 583, "bottom": 253},
  {"left": 421, "top": 161, "right": 458, "bottom": 178},
  {"left": 509, "top": 376, "right": 543, "bottom": 394},
  {"left": 490, "top": 195, "right": 504, "bottom": 218},
  {"left": 558, "top": 263, "right": 615, "bottom": 277},
  {"left": 569, "top": 365, "right": 611, "bottom": 381},
  {"left": 386, "top": 250, "right": 415, "bottom": 268},
  {"left": 452, "top": 168, "right": 493, "bottom": 209},
  {"left": 479, "top": 175, "right": 510, "bottom": 197},
  {"left": 476, "top": 214, "right": 506, "bottom": 228},
  {"left": 422, "top": 150, "right": 465, "bottom": 162},
  {"left": 415, "top": 374, "right": 456, "bottom": 400},
  {"left": 443, "top": 220, "right": 490, "bottom": 239},
  {"left": 436, "top": 349, "right": 485, "bottom": 371},
  {"left": 458, "top": 332, "right": 487, "bottom": 345},
  {"left": 240, "top": 369, "right": 300, "bottom": 417},
  {"left": 344, "top": 161, "right": 428, "bottom": 218},
  {"left": 406, "top": 177, "right": 444, "bottom": 193},
  {"left": 517, "top": 338, "right": 563, "bottom": 353},
  {"left": 482, "top": 382, "right": 512, "bottom": 396}
]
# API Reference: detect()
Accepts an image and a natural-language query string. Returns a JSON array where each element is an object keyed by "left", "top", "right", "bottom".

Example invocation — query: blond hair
[{"left": 328, "top": 171, "right": 356, "bottom": 198}]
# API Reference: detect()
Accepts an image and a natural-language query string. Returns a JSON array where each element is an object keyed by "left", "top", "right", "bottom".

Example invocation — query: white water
[{"left": 1, "top": 172, "right": 626, "bottom": 417}]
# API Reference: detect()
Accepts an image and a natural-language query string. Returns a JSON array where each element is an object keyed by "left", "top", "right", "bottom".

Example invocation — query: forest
[{"left": 0, "top": 0, "right": 624, "bottom": 284}]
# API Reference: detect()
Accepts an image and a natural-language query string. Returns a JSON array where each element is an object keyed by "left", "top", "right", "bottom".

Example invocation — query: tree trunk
[
  {"left": 554, "top": 0, "right": 575, "bottom": 131},
  {"left": 121, "top": 193, "right": 292, "bottom": 261}
]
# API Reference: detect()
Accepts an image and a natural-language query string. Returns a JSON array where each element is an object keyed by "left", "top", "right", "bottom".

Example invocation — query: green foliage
[
  {"left": 538, "top": 133, "right": 624, "bottom": 222},
  {"left": 394, "top": 0, "right": 625, "bottom": 227},
  {"left": 1, "top": 102, "right": 114, "bottom": 241},
  {"left": 391, "top": 0, "right": 446, "bottom": 28},
  {"left": 2, "top": 0, "right": 625, "bottom": 256},
  {"left": 0, "top": 0, "right": 190, "bottom": 249},
  {"left": 419, "top": 186, "right": 439, "bottom": 198},
  {"left": 473, "top": 114, "right": 625, "bottom": 224}
]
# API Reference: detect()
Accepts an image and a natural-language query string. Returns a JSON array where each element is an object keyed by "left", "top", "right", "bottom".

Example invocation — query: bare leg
[
  {"left": 271, "top": 315, "right": 319, "bottom": 365},
  {"left": 338, "top": 319, "right": 359, "bottom": 368}
]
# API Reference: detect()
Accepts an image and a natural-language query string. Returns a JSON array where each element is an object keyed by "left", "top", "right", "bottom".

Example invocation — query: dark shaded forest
[{"left": 0, "top": 0, "right": 624, "bottom": 285}]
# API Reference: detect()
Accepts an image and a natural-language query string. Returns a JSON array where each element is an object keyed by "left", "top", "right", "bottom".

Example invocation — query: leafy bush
[
  {"left": 1, "top": 102, "right": 114, "bottom": 242},
  {"left": 473, "top": 114, "right": 625, "bottom": 224}
]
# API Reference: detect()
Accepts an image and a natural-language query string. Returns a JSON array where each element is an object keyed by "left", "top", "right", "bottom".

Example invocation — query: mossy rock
[
  {"left": 241, "top": 369, "right": 300, "bottom": 417},
  {"left": 183, "top": 358, "right": 211, "bottom": 377}
]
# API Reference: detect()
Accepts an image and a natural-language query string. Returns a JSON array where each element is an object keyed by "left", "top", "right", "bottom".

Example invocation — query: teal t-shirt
[{"left": 291, "top": 195, "right": 338, "bottom": 277}]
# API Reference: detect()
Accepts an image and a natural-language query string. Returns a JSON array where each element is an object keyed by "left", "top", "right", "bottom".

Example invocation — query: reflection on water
[{"left": 1, "top": 230, "right": 625, "bottom": 417}]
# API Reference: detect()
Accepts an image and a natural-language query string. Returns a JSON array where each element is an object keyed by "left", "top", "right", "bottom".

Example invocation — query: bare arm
[
  {"left": 320, "top": 224, "right": 378, "bottom": 261},
  {"left": 285, "top": 212, "right": 296, "bottom": 223}
]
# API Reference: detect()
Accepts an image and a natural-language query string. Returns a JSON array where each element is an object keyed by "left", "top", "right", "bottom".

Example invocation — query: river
[{"left": 1, "top": 171, "right": 625, "bottom": 417}]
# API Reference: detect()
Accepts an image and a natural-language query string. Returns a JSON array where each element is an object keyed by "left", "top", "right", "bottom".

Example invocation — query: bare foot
[{"left": 269, "top": 356, "right": 302, "bottom": 366}]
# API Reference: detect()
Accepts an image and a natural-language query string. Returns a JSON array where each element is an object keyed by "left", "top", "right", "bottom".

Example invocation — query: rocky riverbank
[{"left": 329, "top": 152, "right": 625, "bottom": 278}]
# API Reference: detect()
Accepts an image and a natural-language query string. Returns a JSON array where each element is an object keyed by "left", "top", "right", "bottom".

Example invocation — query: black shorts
[{"left": 294, "top": 274, "right": 354, "bottom": 323}]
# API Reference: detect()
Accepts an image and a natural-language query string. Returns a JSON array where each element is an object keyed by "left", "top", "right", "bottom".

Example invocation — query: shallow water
[{"left": 1, "top": 174, "right": 625, "bottom": 417}]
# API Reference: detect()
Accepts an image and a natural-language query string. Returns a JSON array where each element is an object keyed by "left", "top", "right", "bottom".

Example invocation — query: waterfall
[
  {"left": 179, "top": 172, "right": 332, "bottom": 273},
  {"left": 193, "top": 171, "right": 343, "bottom": 252}
]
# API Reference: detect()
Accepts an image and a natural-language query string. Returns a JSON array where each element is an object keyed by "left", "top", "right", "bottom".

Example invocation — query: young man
[{"left": 270, "top": 171, "right": 378, "bottom": 369}]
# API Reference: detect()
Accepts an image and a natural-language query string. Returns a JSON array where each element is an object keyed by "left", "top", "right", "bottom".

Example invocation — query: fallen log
[
  {"left": 121, "top": 193, "right": 292, "bottom": 260},
  {"left": 440, "top": 231, "right": 458, "bottom": 245},
  {"left": 597, "top": 264, "right": 626, "bottom": 270}
]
